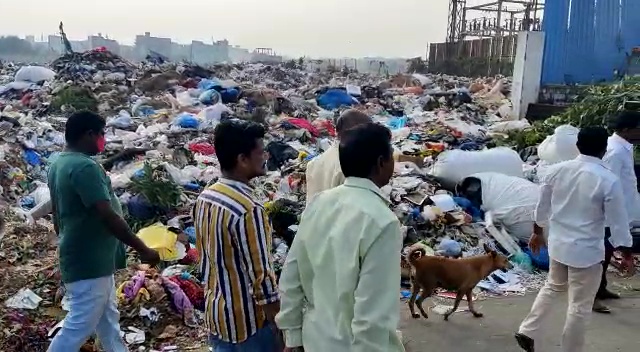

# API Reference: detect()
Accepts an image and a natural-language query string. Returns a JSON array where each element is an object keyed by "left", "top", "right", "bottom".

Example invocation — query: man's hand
[
  {"left": 528, "top": 232, "right": 546, "bottom": 255},
  {"left": 139, "top": 247, "right": 160, "bottom": 266},
  {"left": 620, "top": 253, "right": 636, "bottom": 276}
]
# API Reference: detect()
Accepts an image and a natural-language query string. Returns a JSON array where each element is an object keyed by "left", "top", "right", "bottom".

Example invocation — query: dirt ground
[{"left": 399, "top": 274, "right": 640, "bottom": 352}]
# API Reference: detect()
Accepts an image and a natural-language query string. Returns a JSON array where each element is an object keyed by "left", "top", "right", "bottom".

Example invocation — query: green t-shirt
[{"left": 48, "top": 152, "right": 121, "bottom": 283}]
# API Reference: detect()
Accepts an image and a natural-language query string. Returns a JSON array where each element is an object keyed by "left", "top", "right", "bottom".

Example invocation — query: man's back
[
  {"left": 540, "top": 156, "right": 626, "bottom": 267},
  {"left": 48, "top": 152, "right": 118, "bottom": 283},
  {"left": 279, "top": 177, "right": 403, "bottom": 351},
  {"left": 305, "top": 145, "right": 344, "bottom": 205}
]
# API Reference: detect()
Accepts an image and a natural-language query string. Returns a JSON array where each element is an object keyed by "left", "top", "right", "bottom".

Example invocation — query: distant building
[
  {"left": 251, "top": 48, "right": 283, "bottom": 64},
  {"left": 229, "top": 45, "right": 251, "bottom": 63},
  {"left": 88, "top": 34, "right": 120, "bottom": 55},
  {"left": 135, "top": 32, "right": 172, "bottom": 60},
  {"left": 190, "top": 39, "right": 230, "bottom": 65}
]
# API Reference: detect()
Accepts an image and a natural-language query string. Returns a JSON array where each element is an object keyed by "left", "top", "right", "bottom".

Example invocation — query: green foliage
[
  {"left": 51, "top": 86, "right": 98, "bottom": 112},
  {"left": 130, "top": 162, "right": 182, "bottom": 210},
  {"left": 502, "top": 80, "right": 640, "bottom": 151}
]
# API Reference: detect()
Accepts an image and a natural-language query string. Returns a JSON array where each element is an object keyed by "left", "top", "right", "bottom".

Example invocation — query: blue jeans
[
  {"left": 48, "top": 275, "right": 127, "bottom": 352},
  {"left": 210, "top": 323, "right": 278, "bottom": 352}
]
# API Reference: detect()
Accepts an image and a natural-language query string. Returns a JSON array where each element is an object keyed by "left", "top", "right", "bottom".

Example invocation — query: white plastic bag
[
  {"left": 430, "top": 147, "right": 524, "bottom": 185},
  {"left": 537, "top": 125, "right": 579, "bottom": 164},
  {"left": 14, "top": 66, "right": 56, "bottom": 83}
]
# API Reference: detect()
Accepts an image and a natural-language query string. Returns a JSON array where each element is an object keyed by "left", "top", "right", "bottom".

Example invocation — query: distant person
[
  {"left": 48, "top": 111, "right": 159, "bottom": 352},
  {"left": 515, "top": 126, "right": 634, "bottom": 352},
  {"left": 277, "top": 123, "right": 405, "bottom": 352},
  {"left": 594, "top": 111, "right": 640, "bottom": 313},
  {"left": 193, "top": 120, "right": 281, "bottom": 352},
  {"left": 305, "top": 109, "right": 371, "bottom": 205}
]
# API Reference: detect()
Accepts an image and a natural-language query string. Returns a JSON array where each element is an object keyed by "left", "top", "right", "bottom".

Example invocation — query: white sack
[
  {"left": 537, "top": 125, "right": 579, "bottom": 164},
  {"left": 430, "top": 147, "right": 524, "bottom": 185},
  {"left": 14, "top": 66, "right": 56, "bottom": 83}
]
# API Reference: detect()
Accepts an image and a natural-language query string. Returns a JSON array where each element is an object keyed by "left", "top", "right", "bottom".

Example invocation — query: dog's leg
[
  {"left": 408, "top": 282, "right": 421, "bottom": 319},
  {"left": 415, "top": 287, "right": 430, "bottom": 319},
  {"left": 444, "top": 291, "right": 464, "bottom": 321},
  {"left": 466, "top": 290, "right": 483, "bottom": 318}
]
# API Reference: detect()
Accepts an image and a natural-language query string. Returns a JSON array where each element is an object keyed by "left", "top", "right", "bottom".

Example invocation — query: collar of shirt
[
  {"left": 343, "top": 177, "right": 391, "bottom": 205},
  {"left": 576, "top": 154, "right": 606, "bottom": 166},
  {"left": 611, "top": 133, "right": 633, "bottom": 151},
  {"left": 218, "top": 177, "right": 253, "bottom": 194}
]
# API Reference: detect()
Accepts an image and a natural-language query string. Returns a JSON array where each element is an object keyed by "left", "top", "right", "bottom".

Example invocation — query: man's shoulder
[{"left": 52, "top": 152, "right": 99, "bottom": 171}]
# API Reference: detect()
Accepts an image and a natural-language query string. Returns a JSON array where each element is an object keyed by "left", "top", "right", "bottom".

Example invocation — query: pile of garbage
[{"left": 0, "top": 48, "right": 557, "bottom": 351}]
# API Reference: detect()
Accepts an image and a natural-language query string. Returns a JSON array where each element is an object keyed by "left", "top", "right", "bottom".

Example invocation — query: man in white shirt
[
  {"left": 595, "top": 111, "right": 640, "bottom": 311},
  {"left": 305, "top": 109, "right": 371, "bottom": 205},
  {"left": 515, "top": 127, "right": 634, "bottom": 352},
  {"left": 276, "top": 123, "right": 405, "bottom": 352}
]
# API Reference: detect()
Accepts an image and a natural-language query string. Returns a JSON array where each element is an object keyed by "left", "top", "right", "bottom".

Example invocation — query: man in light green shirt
[{"left": 276, "top": 123, "right": 404, "bottom": 352}]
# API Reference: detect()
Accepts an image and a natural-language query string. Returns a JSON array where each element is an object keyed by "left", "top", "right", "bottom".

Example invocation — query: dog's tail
[{"left": 406, "top": 243, "right": 429, "bottom": 265}]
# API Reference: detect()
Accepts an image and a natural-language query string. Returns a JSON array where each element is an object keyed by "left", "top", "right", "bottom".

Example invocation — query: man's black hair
[
  {"left": 576, "top": 126, "right": 609, "bottom": 157},
  {"left": 609, "top": 110, "right": 640, "bottom": 131},
  {"left": 64, "top": 111, "right": 106, "bottom": 145},
  {"left": 339, "top": 123, "right": 392, "bottom": 178},
  {"left": 213, "top": 119, "right": 266, "bottom": 171}
]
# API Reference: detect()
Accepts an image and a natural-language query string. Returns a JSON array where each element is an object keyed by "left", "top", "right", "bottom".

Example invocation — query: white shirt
[
  {"left": 603, "top": 133, "right": 640, "bottom": 223},
  {"left": 276, "top": 177, "right": 405, "bottom": 352},
  {"left": 305, "top": 144, "right": 345, "bottom": 206},
  {"left": 471, "top": 172, "right": 540, "bottom": 226},
  {"left": 535, "top": 155, "right": 633, "bottom": 268}
]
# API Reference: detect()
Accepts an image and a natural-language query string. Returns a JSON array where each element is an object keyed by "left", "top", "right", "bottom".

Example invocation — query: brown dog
[{"left": 406, "top": 243, "right": 511, "bottom": 321}]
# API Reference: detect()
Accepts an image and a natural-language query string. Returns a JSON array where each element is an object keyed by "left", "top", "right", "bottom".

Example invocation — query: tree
[{"left": 0, "top": 36, "right": 34, "bottom": 55}]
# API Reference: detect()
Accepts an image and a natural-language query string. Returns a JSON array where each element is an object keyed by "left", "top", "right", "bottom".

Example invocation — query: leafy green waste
[
  {"left": 51, "top": 86, "right": 98, "bottom": 112},
  {"left": 130, "top": 162, "right": 182, "bottom": 211},
  {"left": 501, "top": 80, "right": 640, "bottom": 151}
]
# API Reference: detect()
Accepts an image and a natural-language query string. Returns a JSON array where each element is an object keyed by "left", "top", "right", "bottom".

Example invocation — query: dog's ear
[
  {"left": 490, "top": 250, "right": 497, "bottom": 258},
  {"left": 483, "top": 243, "right": 491, "bottom": 253}
]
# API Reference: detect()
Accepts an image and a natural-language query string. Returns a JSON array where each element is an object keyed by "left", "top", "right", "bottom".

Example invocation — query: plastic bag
[
  {"left": 316, "top": 89, "right": 357, "bottom": 110},
  {"left": 430, "top": 147, "right": 524, "bottom": 186},
  {"left": 107, "top": 110, "right": 134, "bottom": 129},
  {"left": 489, "top": 119, "right": 530, "bottom": 133},
  {"left": 198, "top": 89, "right": 221, "bottom": 105},
  {"left": 537, "top": 125, "right": 579, "bottom": 164},
  {"left": 174, "top": 113, "right": 200, "bottom": 129},
  {"left": 14, "top": 66, "right": 55, "bottom": 83},
  {"left": 137, "top": 224, "right": 180, "bottom": 261}
]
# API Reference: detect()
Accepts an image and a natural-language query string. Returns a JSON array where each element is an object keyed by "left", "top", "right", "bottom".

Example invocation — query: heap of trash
[{"left": 2, "top": 48, "right": 633, "bottom": 351}]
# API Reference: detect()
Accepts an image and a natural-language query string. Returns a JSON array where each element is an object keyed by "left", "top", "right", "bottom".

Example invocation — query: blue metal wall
[{"left": 542, "top": 0, "right": 640, "bottom": 84}]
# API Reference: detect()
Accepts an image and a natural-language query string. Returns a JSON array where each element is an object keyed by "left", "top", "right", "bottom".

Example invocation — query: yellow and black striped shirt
[{"left": 193, "top": 178, "right": 279, "bottom": 343}]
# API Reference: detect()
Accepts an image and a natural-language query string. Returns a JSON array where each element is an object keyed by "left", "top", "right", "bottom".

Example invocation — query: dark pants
[{"left": 597, "top": 228, "right": 614, "bottom": 298}]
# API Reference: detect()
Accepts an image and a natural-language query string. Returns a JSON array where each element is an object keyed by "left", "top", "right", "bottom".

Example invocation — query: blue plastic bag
[
  {"left": 220, "top": 88, "right": 240, "bottom": 104},
  {"left": 24, "top": 149, "right": 42, "bottom": 166},
  {"left": 523, "top": 246, "right": 550, "bottom": 271},
  {"left": 317, "top": 89, "right": 357, "bottom": 110},
  {"left": 198, "top": 89, "right": 221, "bottom": 105},
  {"left": 175, "top": 113, "right": 200, "bottom": 129},
  {"left": 198, "top": 79, "right": 221, "bottom": 91},
  {"left": 387, "top": 116, "right": 407, "bottom": 130}
]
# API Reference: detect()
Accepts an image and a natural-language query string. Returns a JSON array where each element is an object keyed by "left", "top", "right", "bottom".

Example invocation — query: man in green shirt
[{"left": 47, "top": 111, "right": 159, "bottom": 352}]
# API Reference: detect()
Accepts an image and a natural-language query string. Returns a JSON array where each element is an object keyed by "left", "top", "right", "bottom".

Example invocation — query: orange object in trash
[{"left": 426, "top": 142, "right": 446, "bottom": 152}]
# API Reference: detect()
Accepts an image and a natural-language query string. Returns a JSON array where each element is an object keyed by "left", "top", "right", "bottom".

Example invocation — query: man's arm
[
  {"left": 352, "top": 221, "right": 402, "bottom": 352},
  {"left": 603, "top": 150, "right": 624, "bottom": 178},
  {"left": 71, "top": 163, "right": 157, "bottom": 261},
  {"left": 534, "top": 183, "right": 553, "bottom": 227},
  {"left": 604, "top": 179, "right": 633, "bottom": 250},
  {"left": 275, "top": 237, "right": 304, "bottom": 348},
  {"left": 237, "top": 207, "right": 280, "bottom": 319}
]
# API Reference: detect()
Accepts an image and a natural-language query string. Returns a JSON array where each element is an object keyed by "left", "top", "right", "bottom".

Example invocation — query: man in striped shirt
[{"left": 194, "top": 120, "right": 281, "bottom": 351}]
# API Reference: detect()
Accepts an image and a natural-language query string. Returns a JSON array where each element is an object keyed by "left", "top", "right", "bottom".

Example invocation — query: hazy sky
[{"left": 1, "top": 0, "right": 449, "bottom": 58}]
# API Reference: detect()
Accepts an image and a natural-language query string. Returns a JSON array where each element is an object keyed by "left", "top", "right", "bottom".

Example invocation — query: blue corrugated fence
[{"left": 542, "top": 0, "right": 640, "bottom": 84}]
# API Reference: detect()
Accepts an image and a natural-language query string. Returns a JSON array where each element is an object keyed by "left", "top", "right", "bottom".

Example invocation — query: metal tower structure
[
  {"left": 447, "top": 0, "right": 467, "bottom": 43},
  {"left": 446, "top": 0, "right": 544, "bottom": 43}
]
